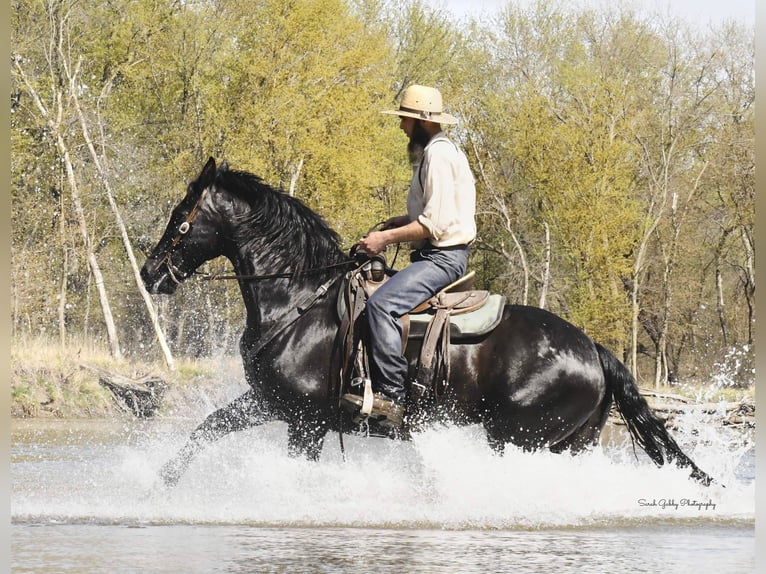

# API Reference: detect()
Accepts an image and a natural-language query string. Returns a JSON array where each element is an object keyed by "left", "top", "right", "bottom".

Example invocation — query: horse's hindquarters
[{"left": 422, "top": 306, "right": 608, "bottom": 451}]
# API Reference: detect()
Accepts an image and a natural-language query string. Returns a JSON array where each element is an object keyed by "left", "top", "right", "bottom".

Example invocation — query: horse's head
[{"left": 141, "top": 157, "right": 226, "bottom": 294}]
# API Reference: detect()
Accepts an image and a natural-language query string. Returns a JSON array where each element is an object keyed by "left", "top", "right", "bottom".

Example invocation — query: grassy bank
[
  {"left": 10, "top": 337, "right": 244, "bottom": 418},
  {"left": 11, "top": 337, "right": 754, "bottom": 419}
]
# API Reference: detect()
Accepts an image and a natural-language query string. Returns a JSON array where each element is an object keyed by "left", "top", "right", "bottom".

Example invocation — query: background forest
[{"left": 11, "top": 0, "right": 754, "bottom": 391}]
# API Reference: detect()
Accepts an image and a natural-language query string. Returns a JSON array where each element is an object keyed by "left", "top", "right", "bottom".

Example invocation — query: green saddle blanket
[{"left": 407, "top": 294, "right": 506, "bottom": 340}]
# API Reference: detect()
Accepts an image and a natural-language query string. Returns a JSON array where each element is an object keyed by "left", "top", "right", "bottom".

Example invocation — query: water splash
[
  {"left": 12, "top": 406, "right": 754, "bottom": 529},
  {"left": 708, "top": 345, "right": 754, "bottom": 389}
]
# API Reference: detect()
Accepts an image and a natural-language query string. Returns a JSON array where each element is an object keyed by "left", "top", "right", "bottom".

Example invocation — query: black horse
[{"left": 141, "top": 157, "right": 712, "bottom": 487}]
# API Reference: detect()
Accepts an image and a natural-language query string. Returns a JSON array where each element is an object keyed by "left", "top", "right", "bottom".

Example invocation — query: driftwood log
[
  {"left": 609, "top": 387, "right": 755, "bottom": 429},
  {"left": 82, "top": 363, "right": 167, "bottom": 418}
]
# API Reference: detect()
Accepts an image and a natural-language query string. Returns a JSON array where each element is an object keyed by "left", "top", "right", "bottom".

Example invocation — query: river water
[{"left": 11, "top": 393, "right": 755, "bottom": 573}]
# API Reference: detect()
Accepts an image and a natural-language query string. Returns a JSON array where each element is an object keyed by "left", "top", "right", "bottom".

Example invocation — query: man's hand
[
  {"left": 357, "top": 215, "right": 431, "bottom": 255},
  {"left": 357, "top": 230, "right": 388, "bottom": 255},
  {"left": 356, "top": 217, "right": 432, "bottom": 255},
  {"left": 356, "top": 215, "right": 408, "bottom": 255}
]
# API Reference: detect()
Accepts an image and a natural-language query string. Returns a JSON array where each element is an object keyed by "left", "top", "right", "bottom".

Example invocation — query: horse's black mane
[{"left": 214, "top": 168, "right": 347, "bottom": 275}]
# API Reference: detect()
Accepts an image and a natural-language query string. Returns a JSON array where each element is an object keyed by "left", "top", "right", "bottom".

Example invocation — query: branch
[{"left": 12, "top": 57, "right": 53, "bottom": 125}]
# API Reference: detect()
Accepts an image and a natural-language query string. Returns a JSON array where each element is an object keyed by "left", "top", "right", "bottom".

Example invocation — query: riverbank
[
  {"left": 10, "top": 338, "right": 246, "bottom": 419},
  {"left": 11, "top": 338, "right": 755, "bottom": 423}
]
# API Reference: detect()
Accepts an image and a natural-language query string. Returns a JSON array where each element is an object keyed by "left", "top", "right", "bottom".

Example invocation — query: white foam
[{"left": 12, "top": 411, "right": 754, "bottom": 529}]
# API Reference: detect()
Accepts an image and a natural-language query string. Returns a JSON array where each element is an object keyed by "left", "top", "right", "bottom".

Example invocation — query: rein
[
  {"left": 193, "top": 261, "right": 361, "bottom": 367},
  {"left": 211, "top": 217, "right": 390, "bottom": 283},
  {"left": 197, "top": 260, "right": 355, "bottom": 282}
]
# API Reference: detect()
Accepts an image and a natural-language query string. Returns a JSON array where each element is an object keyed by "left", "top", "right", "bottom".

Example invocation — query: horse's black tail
[{"left": 595, "top": 342, "right": 714, "bottom": 486}]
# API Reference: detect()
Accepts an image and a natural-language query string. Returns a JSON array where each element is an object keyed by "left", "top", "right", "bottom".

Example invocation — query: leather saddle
[{"left": 337, "top": 257, "right": 506, "bottom": 403}]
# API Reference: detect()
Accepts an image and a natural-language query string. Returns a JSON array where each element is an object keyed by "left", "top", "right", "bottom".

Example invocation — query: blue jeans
[{"left": 366, "top": 245, "right": 469, "bottom": 403}]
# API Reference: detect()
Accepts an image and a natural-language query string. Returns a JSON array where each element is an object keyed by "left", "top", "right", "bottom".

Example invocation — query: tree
[
  {"left": 633, "top": 20, "right": 754, "bottom": 385},
  {"left": 13, "top": 0, "right": 123, "bottom": 359},
  {"left": 9, "top": 0, "right": 754, "bottom": 390},
  {"left": 458, "top": 3, "right": 647, "bottom": 349}
]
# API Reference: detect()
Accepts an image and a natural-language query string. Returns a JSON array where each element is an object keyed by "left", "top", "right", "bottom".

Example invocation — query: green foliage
[{"left": 10, "top": 0, "right": 754, "bottom": 386}]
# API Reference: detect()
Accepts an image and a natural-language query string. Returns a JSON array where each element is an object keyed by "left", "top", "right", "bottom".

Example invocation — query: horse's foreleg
[
  {"left": 287, "top": 412, "right": 329, "bottom": 461},
  {"left": 159, "top": 389, "right": 269, "bottom": 486}
]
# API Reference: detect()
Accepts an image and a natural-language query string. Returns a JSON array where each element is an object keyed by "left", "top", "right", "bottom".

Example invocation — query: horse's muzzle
[{"left": 140, "top": 260, "right": 179, "bottom": 295}]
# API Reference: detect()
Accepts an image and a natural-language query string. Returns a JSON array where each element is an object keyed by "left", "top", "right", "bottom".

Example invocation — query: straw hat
[{"left": 381, "top": 84, "right": 458, "bottom": 125}]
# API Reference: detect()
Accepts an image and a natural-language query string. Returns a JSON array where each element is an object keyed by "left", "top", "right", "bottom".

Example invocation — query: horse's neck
[
  {"left": 219, "top": 198, "right": 344, "bottom": 334},
  {"left": 229, "top": 251, "right": 339, "bottom": 329}
]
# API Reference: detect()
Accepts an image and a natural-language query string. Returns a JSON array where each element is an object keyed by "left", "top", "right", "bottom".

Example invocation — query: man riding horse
[
  {"left": 341, "top": 84, "right": 477, "bottom": 428},
  {"left": 140, "top": 89, "right": 713, "bottom": 487}
]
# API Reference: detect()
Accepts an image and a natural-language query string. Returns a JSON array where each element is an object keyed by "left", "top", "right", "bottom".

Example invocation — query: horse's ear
[
  {"left": 197, "top": 157, "right": 217, "bottom": 191},
  {"left": 220, "top": 159, "right": 229, "bottom": 172}
]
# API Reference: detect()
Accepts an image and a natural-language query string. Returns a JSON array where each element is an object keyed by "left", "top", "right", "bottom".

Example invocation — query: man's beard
[{"left": 407, "top": 121, "right": 432, "bottom": 165}]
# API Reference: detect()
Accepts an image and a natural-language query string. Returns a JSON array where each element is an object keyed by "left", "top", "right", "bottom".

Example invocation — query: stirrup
[
  {"left": 348, "top": 377, "right": 374, "bottom": 415},
  {"left": 341, "top": 377, "right": 375, "bottom": 423},
  {"left": 340, "top": 379, "right": 404, "bottom": 427},
  {"left": 375, "top": 395, "right": 404, "bottom": 428}
]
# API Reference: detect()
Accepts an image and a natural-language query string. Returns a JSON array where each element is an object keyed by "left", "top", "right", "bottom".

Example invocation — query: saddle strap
[
  {"left": 415, "top": 307, "right": 452, "bottom": 400},
  {"left": 361, "top": 377, "right": 374, "bottom": 416},
  {"left": 401, "top": 314, "right": 410, "bottom": 354},
  {"left": 339, "top": 273, "right": 369, "bottom": 392}
]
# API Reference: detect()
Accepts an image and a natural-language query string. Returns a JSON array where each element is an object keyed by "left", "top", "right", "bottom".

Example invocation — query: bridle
[{"left": 150, "top": 185, "right": 211, "bottom": 285}]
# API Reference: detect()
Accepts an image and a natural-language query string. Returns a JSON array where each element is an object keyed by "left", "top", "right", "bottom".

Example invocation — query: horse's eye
[{"left": 179, "top": 222, "right": 191, "bottom": 234}]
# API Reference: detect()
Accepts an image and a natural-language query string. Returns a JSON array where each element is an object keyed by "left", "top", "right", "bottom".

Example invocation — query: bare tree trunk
[
  {"left": 58, "top": 244, "right": 68, "bottom": 348},
  {"left": 654, "top": 189, "right": 678, "bottom": 389},
  {"left": 14, "top": 55, "right": 122, "bottom": 360},
  {"left": 488, "top": 188, "right": 530, "bottom": 304},
  {"left": 221, "top": 284, "right": 234, "bottom": 355},
  {"left": 716, "top": 266, "right": 728, "bottom": 347},
  {"left": 64, "top": 144, "right": 123, "bottom": 359},
  {"left": 500, "top": 206, "right": 530, "bottom": 305},
  {"left": 630, "top": 205, "right": 664, "bottom": 377},
  {"left": 11, "top": 248, "right": 26, "bottom": 338},
  {"left": 64, "top": 56, "right": 176, "bottom": 371},
  {"left": 654, "top": 165, "right": 707, "bottom": 388},
  {"left": 629, "top": 139, "right": 670, "bottom": 375},
  {"left": 57, "top": 171, "right": 68, "bottom": 349},
  {"left": 84, "top": 268, "right": 92, "bottom": 342},
  {"left": 205, "top": 289, "right": 216, "bottom": 355},
  {"left": 467, "top": 136, "right": 530, "bottom": 304},
  {"left": 176, "top": 313, "right": 186, "bottom": 353},
  {"left": 741, "top": 227, "right": 755, "bottom": 345},
  {"left": 655, "top": 254, "right": 672, "bottom": 389},
  {"left": 711, "top": 225, "right": 733, "bottom": 350},
  {"left": 538, "top": 222, "right": 551, "bottom": 309},
  {"left": 289, "top": 157, "right": 304, "bottom": 197}
]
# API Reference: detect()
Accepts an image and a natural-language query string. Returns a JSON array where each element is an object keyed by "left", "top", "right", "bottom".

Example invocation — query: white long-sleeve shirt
[{"left": 406, "top": 132, "right": 477, "bottom": 249}]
